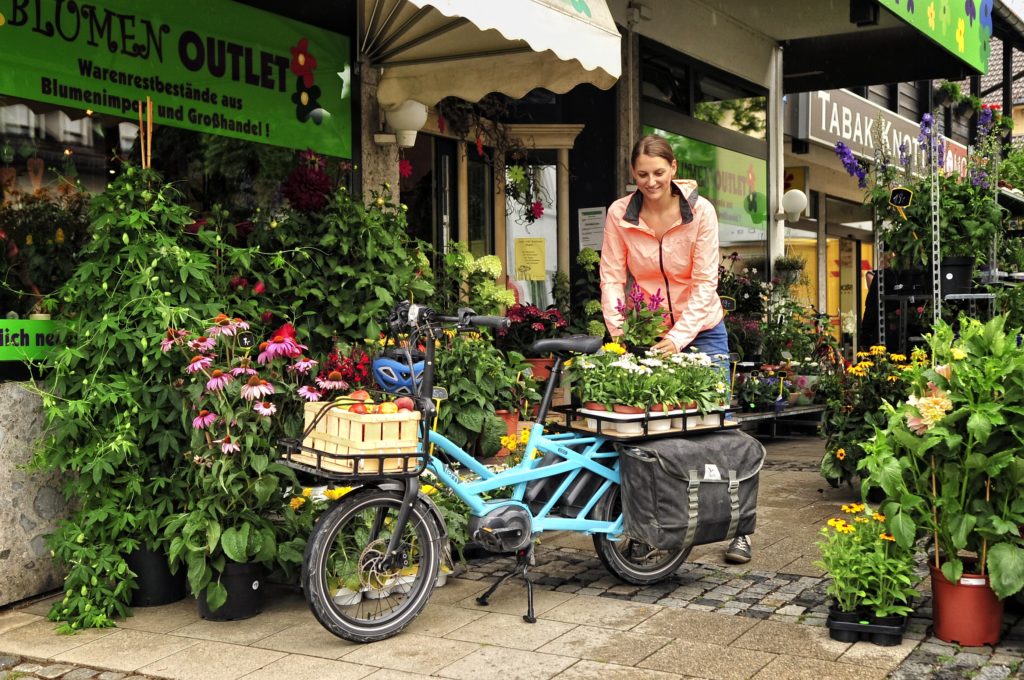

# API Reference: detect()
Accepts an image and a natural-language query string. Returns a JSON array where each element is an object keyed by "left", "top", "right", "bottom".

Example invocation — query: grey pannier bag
[{"left": 615, "top": 430, "right": 766, "bottom": 551}]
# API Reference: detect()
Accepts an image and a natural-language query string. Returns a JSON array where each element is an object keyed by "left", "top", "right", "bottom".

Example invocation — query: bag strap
[
  {"left": 682, "top": 471, "right": 701, "bottom": 551},
  {"left": 726, "top": 469, "right": 741, "bottom": 539}
]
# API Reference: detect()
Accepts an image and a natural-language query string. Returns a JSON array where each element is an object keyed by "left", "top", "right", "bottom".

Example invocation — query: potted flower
[
  {"left": 772, "top": 254, "right": 806, "bottom": 287},
  {"left": 614, "top": 283, "right": 668, "bottom": 353},
  {"left": 860, "top": 315, "right": 1024, "bottom": 646},
  {"left": 163, "top": 316, "right": 342, "bottom": 620},
  {"left": 491, "top": 350, "right": 541, "bottom": 447},
  {"left": 497, "top": 303, "right": 568, "bottom": 379},
  {"left": 815, "top": 503, "right": 919, "bottom": 645}
]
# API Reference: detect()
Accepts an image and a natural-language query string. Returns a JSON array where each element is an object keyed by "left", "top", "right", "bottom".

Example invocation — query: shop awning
[{"left": 361, "top": 0, "right": 622, "bottom": 107}]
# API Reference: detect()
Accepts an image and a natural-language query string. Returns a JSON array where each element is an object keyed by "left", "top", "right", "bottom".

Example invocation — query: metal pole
[{"left": 931, "top": 111, "right": 941, "bottom": 327}]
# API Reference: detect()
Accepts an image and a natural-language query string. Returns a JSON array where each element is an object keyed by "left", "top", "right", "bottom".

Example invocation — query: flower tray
[
  {"left": 278, "top": 401, "right": 425, "bottom": 479},
  {"left": 826, "top": 613, "right": 908, "bottom": 646},
  {"left": 552, "top": 405, "right": 737, "bottom": 441}
]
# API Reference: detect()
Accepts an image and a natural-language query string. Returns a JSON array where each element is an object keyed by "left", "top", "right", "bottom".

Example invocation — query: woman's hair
[{"left": 630, "top": 134, "right": 676, "bottom": 168}]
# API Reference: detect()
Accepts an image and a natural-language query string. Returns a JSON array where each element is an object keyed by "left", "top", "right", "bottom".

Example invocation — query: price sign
[
  {"left": 889, "top": 187, "right": 913, "bottom": 220},
  {"left": 237, "top": 331, "right": 256, "bottom": 351}
]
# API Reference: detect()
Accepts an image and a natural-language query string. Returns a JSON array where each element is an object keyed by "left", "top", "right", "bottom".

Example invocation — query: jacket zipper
[{"left": 658, "top": 240, "right": 674, "bottom": 324}]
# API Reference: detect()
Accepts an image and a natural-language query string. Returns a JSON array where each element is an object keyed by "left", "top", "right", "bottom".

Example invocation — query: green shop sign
[
  {"left": 644, "top": 125, "right": 767, "bottom": 243},
  {"left": 0, "top": 0, "right": 352, "bottom": 157},
  {"left": 0, "top": 319, "right": 59, "bottom": 362},
  {"left": 878, "top": 0, "right": 991, "bottom": 74}
]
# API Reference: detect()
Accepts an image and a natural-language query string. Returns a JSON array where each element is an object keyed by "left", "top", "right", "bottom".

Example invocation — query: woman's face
[{"left": 631, "top": 154, "right": 677, "bottom": 203}]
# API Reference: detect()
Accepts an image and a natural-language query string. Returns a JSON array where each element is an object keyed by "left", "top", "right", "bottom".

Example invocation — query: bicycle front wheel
[
  {"left": 592, "top": 483, "right": 690, "bottom": 585},
  {"left": 303, "top": 488, "right": 441, "bottom": 643}
]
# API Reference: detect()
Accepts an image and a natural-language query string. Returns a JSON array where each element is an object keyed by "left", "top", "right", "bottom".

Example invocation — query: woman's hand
[{"left": 651, "top": 337, "right": 678, "bottom": 355}]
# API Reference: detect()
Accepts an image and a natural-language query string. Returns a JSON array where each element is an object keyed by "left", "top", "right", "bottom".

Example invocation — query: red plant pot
[
  {"left": 612, "top": 404, "right": 646, "bottom": 414},
  {"left": 526, "top": 357, "right": 555, "bottom": 382},
  {"left": 582, "top": 402, "right": 607, "bottom": 411},
  {"left": 930, "top": 564, "right": 1004, "bottom": 646}
]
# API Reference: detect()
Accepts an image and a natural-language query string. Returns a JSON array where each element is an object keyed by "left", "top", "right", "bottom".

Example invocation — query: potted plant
[
  {"left": 162, "top": 316, "right": 326, "bottom": 620},
  {"left": 612, "top": 283, "right": 668, "bottom": 354},
  {"left": 29, "top": 168, "right": 261, "bottom": 631},
  {"left": 860, "top": 315, "right": 1024, "bottom": 646},
  {"left": 815, "top": 503, "right": 919, "bottom": 645},
  {"left": 491, "top": 350, "right": 540, "bottom": 438},
  {"left": 933, "top": 81, "right": 961, "bottom": 108},
  {"left": 497, "top": 303, "right": 568, "bottom": 379},
  {"left": 772, "top": 254, "right": 806, "bottom": 286}
]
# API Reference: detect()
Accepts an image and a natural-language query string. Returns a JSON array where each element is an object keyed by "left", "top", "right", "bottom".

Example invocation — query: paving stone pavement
[{"left": 0, "top": 433, "right": 1022, "bottom": 679}]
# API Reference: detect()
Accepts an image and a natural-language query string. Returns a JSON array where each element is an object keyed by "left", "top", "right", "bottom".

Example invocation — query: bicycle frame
[{"left": 422, "top": 354, "right": 626, "bottom": 537}]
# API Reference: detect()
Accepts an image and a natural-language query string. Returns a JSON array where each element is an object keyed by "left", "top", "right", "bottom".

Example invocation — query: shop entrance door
[{"left": 826, "top": 235, "right": 874, "bottom": 360}]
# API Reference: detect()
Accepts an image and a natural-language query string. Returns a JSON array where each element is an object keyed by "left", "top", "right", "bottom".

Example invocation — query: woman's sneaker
[{"left": 724, "top": 535, "right": 752, "bottom": 564}]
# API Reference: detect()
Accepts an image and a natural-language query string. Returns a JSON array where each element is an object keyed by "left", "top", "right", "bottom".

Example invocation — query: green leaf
[
  {"left": 889, "top": 510, "right": 917, "bottom": 549},
  {"left": 967, "top": 412, "right": 992, "bottom": 445},
  {"left": 220, "top": 525, "right": 250, "bottom": 563},
  {"left": 205, "top": 581, "right": 228, "bottom": 612},
  {"left": 987, "top": 542, "right": 1024, "bottom": 599}
]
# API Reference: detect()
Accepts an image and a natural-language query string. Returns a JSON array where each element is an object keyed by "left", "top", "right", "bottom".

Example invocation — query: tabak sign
[
  {"left": 0, "top": 0, "right": 352, "bottom": 157},
  {"left": 808, "top": 89, "right": 967, "bottom": 177}
]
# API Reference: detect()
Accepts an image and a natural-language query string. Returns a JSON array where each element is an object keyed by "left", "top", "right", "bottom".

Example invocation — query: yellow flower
[
  {"left": 323, "top": 486, "right": 353, "bottom": 501},
  {"left": 827, "top": 518, "right": 842, "bottom": 528},
  {"left": 887, "top": 375, "right": 900, "bottom": 382},
  {"left": 951, "top": 347, "right": 966, "bottom": 361},
  {"left": 889, "top": 353, "right": 907, "bottom": 362},
  {"left": 25, "top": 234, "right": 33, "bottom": 246},
  {"left": 289, "top": 496, "right": 306, "bottom": 510},
  {"left": 928, "top": 1, "right": 936, "bottom": 29},
  {"left": 911, "top": 347, "right": 929, "bottom": 364},
  {"left": 858, "top": 360, "right": 874, "bottom": 369},
  {"left": 869, "top": 345, "right": 887, "bottom": 356},
  {"left": 841, "top": 502, "right": 865, "bottom": 514},
  {"left": 838, "top": 523, "right": 856, "bottom": 534},
  {"left": 835, "top": 448, "right": 846, "bottom": 461},
  {"left": 419, "top": 483, "right": 438, "bottom": 496},
  {"left": 500, "top": 433, "right": 519, "bottom": 452},
  {"left": 301, "top": 487, "right": 312, "bottom": 497},
  {"left": 841, "top": 503, "right": 852, "bottom": 513},
  {"left": 55, "top": 228, "right": 65, "bottom": 244},
  {"left": 602, "top": 342, "right": 626, "bottom": 355},
  {"left": 855, "top": 516, "right": 869, "bottom": 523},
  {"left": 880, "top": 532, "right": 896, "bottom": 542},
  {"left": 956, "top": 17, "right": 965, "bottom": 52},
  {"left": 856, "top": 351, "right": 870, "bottom": 359},
  {"left": 873, "top": 512, "right": 885, "bottom": 522},
  {"left": 564, "top": 358, "right": 573, "bottom": 368}
]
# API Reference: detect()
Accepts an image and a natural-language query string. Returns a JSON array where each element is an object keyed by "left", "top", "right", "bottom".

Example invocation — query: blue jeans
[{"left": 683, "top": 320, "right": 730, "bottom": 383}]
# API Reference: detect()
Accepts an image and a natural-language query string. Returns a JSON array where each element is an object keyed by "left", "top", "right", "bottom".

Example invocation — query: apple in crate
[
  {"left": 378, "top": 402, "right": 399, "bottom": 414},
  {"left": 349, "top": 403, "right": 369, "bottom": 415},
  {"left": 394, "top": 397, "right": 415, "bottom": 412}
]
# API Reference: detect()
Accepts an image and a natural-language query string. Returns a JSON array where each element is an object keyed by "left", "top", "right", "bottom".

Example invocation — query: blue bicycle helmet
[{"left": 372, "top": 355, "right": 424, "bottom": 395}]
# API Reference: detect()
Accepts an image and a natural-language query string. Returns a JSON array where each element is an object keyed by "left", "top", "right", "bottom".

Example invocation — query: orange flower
[
  {"left": 835, "top": 448, "right": 846, "bottom": 461},
  {"left": 880, "top": 533, "right": 895, "bottom": 542}
]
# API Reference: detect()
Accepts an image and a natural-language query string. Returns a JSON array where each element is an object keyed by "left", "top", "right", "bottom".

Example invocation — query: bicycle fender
[{"left": 375, "top": 479, "right": 450, "bottom": 543}]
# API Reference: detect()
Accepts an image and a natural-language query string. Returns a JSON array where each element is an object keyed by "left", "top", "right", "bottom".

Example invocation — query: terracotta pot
[
  {"left": 526, "top": 357, "right": 555, "bottom": 382},
  {"left": 930, "top": 563, "right": 1004, "bottom": 646},
  {"left": 612, "top": 404, "right": 646, "bottom": 414},
  {"left": 582, "top": 401, "right": 607, "bottom": 411},
  {"left": 494, "top": 409, "right": 519, "bottom": 459}
]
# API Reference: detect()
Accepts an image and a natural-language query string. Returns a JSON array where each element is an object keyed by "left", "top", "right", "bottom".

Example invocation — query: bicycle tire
[
  {"left": 302, "top": 488, "right": 441, "bottom": 643},
  {"left": 592, "top": 484, "right": 690, "bottom": 585}
]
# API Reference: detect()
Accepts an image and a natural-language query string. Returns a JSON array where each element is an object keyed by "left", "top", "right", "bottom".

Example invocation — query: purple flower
[
  {"left": 288, "top": 356, "right": 318, "bottom": 375},
  {"left": 628, "top": 283, "right": 645, "bottom": 309},
  {"left": 966, "top": 0, "right": 976, "bottom": 24},
  {"left": 253, "top": 401, "right": 277, "bottom": 417},
  {"left": 615, "top": 298, "right": 627, "bottom": 316},
  {"left": 648, "top": 288, "right": 664, "bottom": 310},
  {"left": 220, "top": 436, "right": 240, "bottom": 454},
  {"left": 898, "top": 142, "right": 910, "bottom": 168},
  {"left": 240, "top": 376, "right": 275, "bottom": 401},
  {"left": 186, "top": 355, "right": 213, "bottom": 374},
  {"left": 205, "top": 369, "right": 233, "bottom": 392},
  {"left": 298, "top": 385, "right": 323, "bottom": 401},
  {"left": 188, "top": 335, "right": 216, "bottom": 353},
  {"left": 834, "top": 142, "right": 867, "bottom": 188}
]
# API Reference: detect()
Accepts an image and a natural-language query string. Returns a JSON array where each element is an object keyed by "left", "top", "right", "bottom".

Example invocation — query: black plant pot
[
  {"left": 826, "top": 606, "right": 865, "bottom": 643},
  {"left": 869, "top": 614, "right": 907, "bottom": 646},
  {"left": 940, "top": 257, "right": 974, "bottom": 296},
  {"left": 198, "top": 562, "right": 264, "bottom": 621},
  {"left": 126, "top": 545, "right": 186, "bottom": 608}
]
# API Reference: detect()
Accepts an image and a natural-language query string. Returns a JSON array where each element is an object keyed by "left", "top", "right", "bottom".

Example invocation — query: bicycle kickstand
[{"left": 475, "top": 545, "right": 537, "bottom": 624}]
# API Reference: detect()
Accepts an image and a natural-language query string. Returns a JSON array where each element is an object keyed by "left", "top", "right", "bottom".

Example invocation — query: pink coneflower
[
  {"left": 191, "top": 409, "right": 217, "bottom": 429},
  {"left": 233, "top": 318, "right": 250, "bottom": 331},
  {"left": 254, "top": 401, "right": 277, "bottom": 416},
  {"left": 297, "top": 385, "right": 322, "bottom": 401},
  {"left": 186, "top": 355, "right": 213, "bottom": 374},
  {"left": 258, "top": 333, "right": 306, "bottom": 364},
  {"left": 220, "top": 436, "right": 240, "bottom": 454},
  {"left": 188, "top": 335, "right": 216, "bottom": 352},
  {"left": 161, "top": 328, "right": 188, "bottom": 353},
  {"left": 206, "top": 313, "right": 234, "bottom": 336},
  {"left": 241, "top": 375, "right": 275, "bottom": 401},
  {"left": 205, "top": 369, "right": 233, "bottom": 392},
  {"left": 230, "top": 358, "right": 259, "bottom": 378},
  {"left": 316, "top": 370, "right": 347, "bottom": 391},
  {"left": 288, "top": 357, "right": 318, "bottom": 375}
]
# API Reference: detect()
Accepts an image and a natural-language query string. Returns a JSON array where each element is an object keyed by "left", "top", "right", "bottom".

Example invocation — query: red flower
[
  {"left": 289, "top": 38, "right": 318, "bottom": 88},
  {"left": 273, "top": 322, "right": 297, "bottom": 339},
  {"left": 530, "top": 201, "right": 544, "bottom": 220},
  {"left": 185, "top": 218, "right": 207, "bottom": 234},
  {"left": 252, "top": 280, "right": 266, "bottom": 295},
  {"left": 475, "top": 135, "right": 484, "bottom": 157},
  {"left": 438, "top": 115, "right": 447, "bottom": 134},
  {"left": 398, "top": 159, "right": 413, "bottom": 179},
  {"left": 261, "top": 310, "right": 274, "bottom": 324},
  {"left": 229, "top": 276, "right": 249, "bottom": 289}
]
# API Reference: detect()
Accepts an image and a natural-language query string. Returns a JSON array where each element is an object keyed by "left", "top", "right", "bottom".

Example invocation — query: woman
[{"left": 600, "top": 133, "right": 751, "bottom": 565}]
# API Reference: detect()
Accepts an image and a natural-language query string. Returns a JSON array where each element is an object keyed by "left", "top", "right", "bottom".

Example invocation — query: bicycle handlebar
[
  {"left": 436, "top": 312, "right": 510, "bottom": 331},
  {"left": 389, "top": 301, "right": 510, "bottom": 333}
]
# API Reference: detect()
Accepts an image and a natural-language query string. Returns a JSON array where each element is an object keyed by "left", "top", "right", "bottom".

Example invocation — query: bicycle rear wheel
[
  {"left": 303, "top": 488, "right": 441, "bottom": 642},
  {"left": 592, "top": 484, "right": 690, "bottom": 585}
]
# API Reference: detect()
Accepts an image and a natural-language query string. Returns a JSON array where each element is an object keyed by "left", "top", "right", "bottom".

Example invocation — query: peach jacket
[{"left": 599, "top": 179, "right": 724, "bottom": 351}]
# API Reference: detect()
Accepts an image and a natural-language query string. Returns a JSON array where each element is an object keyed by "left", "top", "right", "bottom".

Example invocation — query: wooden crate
[{"left": 293, "top": 402, "right": 422, "bottom": 474}]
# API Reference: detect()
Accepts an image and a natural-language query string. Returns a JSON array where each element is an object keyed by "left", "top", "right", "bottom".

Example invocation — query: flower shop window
[{"left": 467, "top": 154, "right": 493, "bottom": 257}]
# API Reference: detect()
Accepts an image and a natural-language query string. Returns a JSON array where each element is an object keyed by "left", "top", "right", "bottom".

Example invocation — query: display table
[{"left": 732, "top": 404, "right": 826, "bottom": 438}]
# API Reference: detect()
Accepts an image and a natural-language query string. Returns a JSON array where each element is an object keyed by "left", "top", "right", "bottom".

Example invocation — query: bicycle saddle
[{"left": 530, "top": 335, "right": 603, "bottom": 357}]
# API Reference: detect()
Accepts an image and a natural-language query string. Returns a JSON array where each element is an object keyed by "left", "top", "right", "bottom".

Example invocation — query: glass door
[{"left": 505, "top": 154, "right": 557, "bottom": 307}]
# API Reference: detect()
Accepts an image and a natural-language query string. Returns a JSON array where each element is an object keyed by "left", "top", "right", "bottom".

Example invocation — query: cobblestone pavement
[{"left": 0, "top": 432, "right": 1019, "bottom": 675}]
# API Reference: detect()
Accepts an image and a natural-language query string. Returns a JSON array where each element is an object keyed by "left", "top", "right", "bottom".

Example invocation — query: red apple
[
  {"left": 349, "top": 403, "right": 368, "bottom": 415},
  {"left": 348, "top": 389, "right": 372, "bottom": 403},
  {"left": 394, "top": 396, "right": 415, "bottom": 412}
]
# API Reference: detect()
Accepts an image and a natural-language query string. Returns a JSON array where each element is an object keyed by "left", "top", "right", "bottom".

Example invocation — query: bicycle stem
[{"left": 536, "top": 356, "right": 565, "bottom": 420}]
